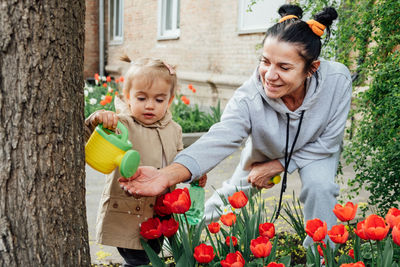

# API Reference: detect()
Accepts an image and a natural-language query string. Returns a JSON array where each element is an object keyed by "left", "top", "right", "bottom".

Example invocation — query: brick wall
[
  {"left": 103, "top": 0, "right": 284, "bottom": 108},
  {"left": 84, "top": 0, "right": 99, "bottom": 79}
]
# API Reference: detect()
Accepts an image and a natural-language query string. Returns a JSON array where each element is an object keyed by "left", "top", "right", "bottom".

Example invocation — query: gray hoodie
[{"left": 175, "top": 60, "right": 352, "bottom": 182}]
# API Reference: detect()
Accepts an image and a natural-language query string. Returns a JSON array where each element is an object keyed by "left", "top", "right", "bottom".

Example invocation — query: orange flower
[
  {"left": 102, "top": 83, "right": 107, "bottom": 88},
  {"left": 100, "top": 100, "right": 107, "bottom": 106},
  {"left": 385, "top": 208, "right": 400, "bottom": 229},
  {"left": 225, "top": 236, "right": 238, "bottom": 247},
  {"left": 362, "top": 214, "right": 390, "bottom": 240},
  {"left": 106, "top": 76, "right": 111, "bottom": 82},
  {"left": 250, "top": 236, "right": 272, "bottom": 258},
  {"left": 161, "top": 217, "right": 179, "bottom": 237},
  {"left": 392, "top": 224, "right": 400, "bottom": 246},
  {"left": 259, "top": 222, "right": 275, "bottom": 239},
  {"left": 115, "top": 91, "right": 119, "bottom": 95},
  {"left": 188, "top": 84, "right": 196, "bottom": 93},
  {"left": 154, "top": 194, "right": 172, "bottom": 217},
  {"left": 105, "top": 95, "right": 113, "bottom": 103},
  {"left": 94, "top": 73, "right": 100, "bottom": 81},
  {"left": 339, "top": 262, "right": 365, "bottom": 267},
  {"left": 266, "top": 263, "right": 285, "bottom": 267},
  {"left": 305, "top": 218, "right": 327, "bottom": 242},
  {"left": 116, "top": 78, "right": 120, "bottom": 83},
  {"left": 193, "top": 243, "right": 215, "bottom": 264},
  {"left": 317, "top": 241, "right": 326, "bottom": 257},
  {"left": 349, "top": 249, "right": 354, "bottom": 259},
  {"left": 228, "top": 191, "right": 248, "bottom": 209},
  {"left": 333, "top": 202, "right": 358, "bottom": 222},
  {"left": 207, "top": 222, "right": 220, "bottom": 234},
  {"left": 180, "top": 95, "right": 190, "bottom": 105},
  {"left": 220, "top": 212, "right": 237, "bottom": 227},
  {"left": 140, "top": 217, "right": 162, "bottom": 240},
  {"left": 354, "top": 220, "right": 368, "bottom": 240},
  {"left": 108, "top": 88, "right": 114, "bottom": 93},
  {"left": 220, "top": 251, "right": 245, "bottom": 267},
  {"left": 119, "top": 76, "right": 124, "bottom": 82},
  {"left": 163, "top": 188, "right": 191, "bottom": 214},
  {"left": 328, "top": 224, "right": 349, "bottom": 244}
]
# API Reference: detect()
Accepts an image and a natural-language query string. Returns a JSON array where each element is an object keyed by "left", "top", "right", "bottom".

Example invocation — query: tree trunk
[{"left": 0, "top": 0, "right": 90, "bottom": 266}]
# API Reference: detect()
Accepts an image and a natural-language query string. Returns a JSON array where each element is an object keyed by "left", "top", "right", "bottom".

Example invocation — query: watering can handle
[{"left": 100, "top": 121, "right": 129, "bottom": 143}]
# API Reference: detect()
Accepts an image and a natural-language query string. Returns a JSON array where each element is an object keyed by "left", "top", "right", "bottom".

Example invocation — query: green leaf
[
  {"left": 140, "top": 239, "right": 166, "bottom": 267},
  {"left": 382, "top": 238, "right": 394, "bottom": 267}
]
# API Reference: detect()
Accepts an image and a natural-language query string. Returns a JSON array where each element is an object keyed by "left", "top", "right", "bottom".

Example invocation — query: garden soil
[{"left": 86, "top": 145, "right": 369, "bottom": 266}]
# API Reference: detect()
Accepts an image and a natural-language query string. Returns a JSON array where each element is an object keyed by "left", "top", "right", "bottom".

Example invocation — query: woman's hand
[
  {"left": 118, "top": 163, "right": 191, "bottom": 197},
  {"left": 247, "top": 160, "right": 284, "bottom": 189},
  {"left": 90, "top": 110, "right": 118, "bottom": 130}
]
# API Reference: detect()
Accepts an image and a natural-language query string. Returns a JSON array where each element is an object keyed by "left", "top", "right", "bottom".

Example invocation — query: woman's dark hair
[{"left": 263, "top": 4, "right": 338, "bottom": 73}]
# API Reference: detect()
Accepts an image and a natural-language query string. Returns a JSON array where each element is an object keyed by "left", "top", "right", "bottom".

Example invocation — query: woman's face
[{"left": 259, "top": 37, "right": 316, "bottom": 100}]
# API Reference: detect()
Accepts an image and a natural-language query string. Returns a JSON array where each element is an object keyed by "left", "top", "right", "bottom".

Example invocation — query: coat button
[
  {"left": 136, "top": 206, "right": 141, "bottom": 211},
  {"left": 149, "top": 204, "right": 154, "bottom": 208},
  {"left": 113, "top": 203, "right": 118, "bottom": 209}
]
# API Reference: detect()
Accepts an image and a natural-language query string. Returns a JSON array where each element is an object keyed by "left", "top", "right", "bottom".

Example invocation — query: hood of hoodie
[
  {"left": 114, "top": 95, "right": 173, "bottom": 129},
  {"left": 251, "top": 60, "right": 326, "bottom": 119}
]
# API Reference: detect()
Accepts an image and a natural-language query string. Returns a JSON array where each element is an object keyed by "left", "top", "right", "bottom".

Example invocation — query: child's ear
[{"left": 168, "top": 95, "right": 174, "bottom": 107}]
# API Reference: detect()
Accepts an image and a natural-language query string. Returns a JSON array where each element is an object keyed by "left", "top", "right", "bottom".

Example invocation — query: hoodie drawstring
[{"left": 275, "top": 110, "right": 305, "bottom": 220}]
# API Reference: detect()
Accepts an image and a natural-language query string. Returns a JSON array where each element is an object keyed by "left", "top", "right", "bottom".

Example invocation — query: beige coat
[{"left": 85, "top": 97, "right": 183, "bottom": 249}]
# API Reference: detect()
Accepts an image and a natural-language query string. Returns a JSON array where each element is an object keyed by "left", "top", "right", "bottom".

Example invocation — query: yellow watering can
[{"left": 85, "top": 121, "right": 140, "bottom": 178}]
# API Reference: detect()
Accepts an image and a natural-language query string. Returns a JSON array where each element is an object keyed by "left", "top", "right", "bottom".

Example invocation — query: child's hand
[
  {"left": 90, "top": 110, "right": 118, "bottom": 130},
  {"left": 197, "top": 174, "right": 207, "bottom": 187}
]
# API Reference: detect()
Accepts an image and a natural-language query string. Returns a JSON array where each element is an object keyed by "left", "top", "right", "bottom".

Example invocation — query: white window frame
[
  {"left": 157, "top": 0, "right": 180, "bottom": 40},
  {"left": 109, "top": 0, "right": 124, "bottom": 44},
  {"left": 237, "top": 0, "right": 285, "bottom": 34}
]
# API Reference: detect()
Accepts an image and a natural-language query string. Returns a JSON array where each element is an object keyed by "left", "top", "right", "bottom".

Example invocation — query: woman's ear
[
  {"left": 309, "top": 60, "right": 321, "bottom": 77},
  {"left": 168, "top": 95, "right": 175, "bottom": 107}
]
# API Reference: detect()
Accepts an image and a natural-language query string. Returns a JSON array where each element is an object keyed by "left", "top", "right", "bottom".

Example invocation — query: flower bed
[{"left": 139, "top": 187, "right": 400, "bottom": 266}]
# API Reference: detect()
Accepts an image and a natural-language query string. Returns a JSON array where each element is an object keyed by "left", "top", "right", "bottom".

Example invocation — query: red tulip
[
  {"left": 250, "top": 236, "right": 272, "bottom": 258},
  {"left": 354, "top": 220, "right": 368, "bottom": 240},
  {"left": 106, "top": 76, "right": 111, "bottom": 82},
  {"left": 193, "top": 243, "right": 215, "bottom": 264},
  {"left": 154, "top": 194, "right": 172, "bottom": 217},
  {"left": 208, "top": 222, "right": 220, "bottom": 234},
  {"left": 266, "top": 263, "right": 285, "bottom": 267},
  {"left": 333, "top": 202, "right": 358, "bottom": 222},
  {"left": 392, "top": 224, "right": 400, "bottom": 246},
  {"left": 363, "top": 214, "right": 390, "bottom": 240},
  {"left": 317, "top": 241, "right": 326, "bottom": 257},
  {"left": 94, "top": 73, "right": 100, "bottom": 81},
  {"left": 305, "top": 218, "right": 327, "bottom": 242},
  {"left": 259, "top": 222, "right": 275, "bottom": 239},
  {"left": 225, "top": 236, "right": 238, "bottom": 247},
  {"left": 385, "top": 208, "right": 400, "bottom": 229},
  {"left": 160, "top": 217, "right": 179, "bottom": 237},
  {"left": 228, "top": 191, "right": 248, "bottom": 209},
  {"left": 339, "top": 262, "right": 365, "bottom": 267},
  {"left": 220, "top": 212, "right": 237, "bottom": 227},
  {"left": 328, "top": 224, "right": 349, "bottom": 244},
  {"left": 105, "top": 95, "right": 112, "bottom": 103},
  {"left": 349, "top": 249, "right": 354, "bottom": 259},
  {"left": 163, "top": 188, "right": 191, "bottom": 214},
  {"left": 140, "top": 217, "right": 162, "bottom": 240},
  {"left": 220, "top": 251, "right": 245, "bottom": 267},
  {"left": 119, "top": 76, "right": 124, "bottom": 82},
  {"left": 102, "top": 83, "right": 107, "bottom": 88},
  {"left": 100, "top": 100, "right": 107, "bottom": 106}
]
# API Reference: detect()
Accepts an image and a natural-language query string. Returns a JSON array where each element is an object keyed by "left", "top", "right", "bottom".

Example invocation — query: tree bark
[{"left": 0, "top": 0, "right": 90, "bottom": 266}]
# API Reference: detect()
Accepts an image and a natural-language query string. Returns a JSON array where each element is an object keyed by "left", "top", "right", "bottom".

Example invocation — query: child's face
[{"left": 127, "top": 77, "right": 173, "bottom": 125}]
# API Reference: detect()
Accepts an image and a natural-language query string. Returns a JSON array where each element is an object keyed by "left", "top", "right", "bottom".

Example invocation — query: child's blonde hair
[{"left": 120, "top": 55, "right": 177, "bottom": 101}]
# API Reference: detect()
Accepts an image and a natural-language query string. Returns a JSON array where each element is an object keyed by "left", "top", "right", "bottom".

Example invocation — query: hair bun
[
  {"left": 278, "top": 4, "right": 303, "bottom": 19},
  {"left": 314, "top": 7, "right": 338, "bottom": 27}
]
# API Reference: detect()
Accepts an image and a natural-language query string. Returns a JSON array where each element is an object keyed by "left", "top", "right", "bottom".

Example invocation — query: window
[
  {"left": 158, "top": 0, "right": 180, "bottom": 40},
  {"left": 109, "top": 0, "right": 123, "bottom": 44},
  {"left": 237, "top": 0, "right": 285, "bottom": 34}
]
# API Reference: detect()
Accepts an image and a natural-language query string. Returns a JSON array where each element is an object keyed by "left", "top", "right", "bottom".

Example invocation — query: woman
[{"left": 119, "top": 4, "right": 352, "bottom": 247}]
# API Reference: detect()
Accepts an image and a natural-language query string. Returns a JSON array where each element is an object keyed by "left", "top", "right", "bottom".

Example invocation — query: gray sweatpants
[{"left": 204, "top": 151, "right": 340, "bottom": 248}]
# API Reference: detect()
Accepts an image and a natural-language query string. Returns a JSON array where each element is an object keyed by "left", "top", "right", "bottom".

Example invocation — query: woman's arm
[
  {"left": 118, "top": 163, "right": 191, "bottom": 196},
  {"left": 247, "top": 159, "right": 284, "bottom": 189}
]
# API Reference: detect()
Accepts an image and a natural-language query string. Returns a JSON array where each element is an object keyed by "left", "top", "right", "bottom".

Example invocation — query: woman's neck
[{"left": 281, "top": 82, "right": 307, "bottom": 112}]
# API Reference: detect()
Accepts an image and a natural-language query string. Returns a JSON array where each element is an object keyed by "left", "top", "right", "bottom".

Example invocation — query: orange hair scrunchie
[
  {"left": 306, "top": 19, "right": 326, "bottom": 37},
  {"left": 279, "top": 15, "right": 299, "bottom": 23}
]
